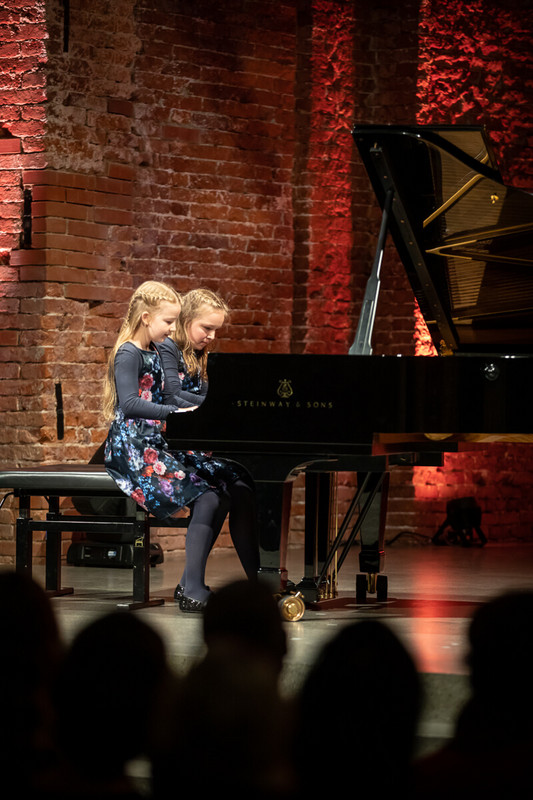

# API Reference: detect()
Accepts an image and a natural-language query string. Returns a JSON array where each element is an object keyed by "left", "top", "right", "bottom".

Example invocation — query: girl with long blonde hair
[
  {"left": 157, "top": 288, "right": 230, "bottom": 409},
  {"left": 102, "top": 281, "right": 182, "bottom": 421},
  {"left": 158, "top": 288, "right": 260, "bottom": 609},
  {"left": 104, "top": 282, "right": 257, "bottom": 612}
]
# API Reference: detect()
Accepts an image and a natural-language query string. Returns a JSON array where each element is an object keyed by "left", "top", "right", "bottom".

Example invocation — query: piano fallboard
[{"left": 164, "top": 352, "right": 533, "bottom": 460}]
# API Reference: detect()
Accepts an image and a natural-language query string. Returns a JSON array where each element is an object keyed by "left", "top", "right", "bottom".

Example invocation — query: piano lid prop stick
[
  {"left": 328, "top": 474, "right": 339, "bottom": 599},
  {"left": 349, "top": 186, "right": 394, "bottom": 356},
  {"left": 332, "top": 477, "right": 338, "bottom": 598}
]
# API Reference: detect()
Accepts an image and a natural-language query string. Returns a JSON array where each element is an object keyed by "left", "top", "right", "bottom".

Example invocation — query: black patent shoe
[
  {"left": 179, "top": 594, "right": 207, "bottom": 613},
  {"left": 174, "top": 583, "right": 210, "bottom": 602}
]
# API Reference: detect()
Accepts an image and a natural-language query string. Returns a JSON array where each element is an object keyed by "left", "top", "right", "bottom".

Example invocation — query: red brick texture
[{"left": 409, "top": 0, "right": 533, "bottom": 542}]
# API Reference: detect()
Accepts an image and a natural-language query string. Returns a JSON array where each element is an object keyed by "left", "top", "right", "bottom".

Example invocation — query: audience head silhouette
[
  {"left": 52, "top": 610, "right": 171, "bottom": 792},
  {"left": 152, "top": 636, "right": 295, "bottom": 800},
  {"left": 461, "top": 589, "right": 533, "bottom": 741},
  {"left": 202, "top": 578, "right": 287, "bottom": 677},
  {"left": 152, "top": 579, "right": 294, "bottom": 800},
  {"left": 413, "top": 590, "right": 533, "bottom": 799},
  {"left": 0, "top": 571, "right": 64, "bottom": 793},
  {"left": 294, "top": 619, "right": 421, "bottom": 798}
]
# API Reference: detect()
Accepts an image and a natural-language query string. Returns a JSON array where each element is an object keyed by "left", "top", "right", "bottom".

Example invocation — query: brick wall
[
  {"left": 1, "top": 0, "right": 301, "bottom": 561},
  {"left": 1, "top": 0, "right": 533, "bottom": 564},
  {"left": 408, "top": 0, "right": 533, "bottom": 542},
  {"left": 1, "top": 0, "right": 48, "bottom": 562},
  {"left": 129, "top": 0, "right": 297, "bottom": 354},
  {"left": 289, "top": 0, "right": 422, "bottom": 536}
]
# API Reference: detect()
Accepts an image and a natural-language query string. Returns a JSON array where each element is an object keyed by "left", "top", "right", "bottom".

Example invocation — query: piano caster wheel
[{"left": 277, "top": 591, "right": 305, "bottom": 622}]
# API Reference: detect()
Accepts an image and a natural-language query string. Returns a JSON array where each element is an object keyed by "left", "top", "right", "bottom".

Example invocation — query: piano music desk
[{"left": 0, "top": 464, "right": 180, "bottom": 610}]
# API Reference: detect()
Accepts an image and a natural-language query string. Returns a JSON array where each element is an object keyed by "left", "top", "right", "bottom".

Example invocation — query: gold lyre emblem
[{"left": 277, "top": 379, "right": 293, "bottom": 399}]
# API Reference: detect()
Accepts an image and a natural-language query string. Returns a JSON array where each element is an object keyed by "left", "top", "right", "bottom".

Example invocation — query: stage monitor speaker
[{"left": 66, "top": 540, "right": 164, "bottom": 568}]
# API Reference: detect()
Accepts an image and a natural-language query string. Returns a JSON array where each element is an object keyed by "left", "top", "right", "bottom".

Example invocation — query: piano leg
[
  {"left": 254, "top": 477, "right": 306, "bottom": 621},
  {"left": 297, "top": 473, "right": 336, "bottom": 602},
  {"left": 297, "top": 470, "right": 390, "bottom": 605},
  {"left": 256, "top": 479, "right": 293, "bottom": 592},
  {"left": 356, "top": 471, "right": 389, "bottom": 602}
]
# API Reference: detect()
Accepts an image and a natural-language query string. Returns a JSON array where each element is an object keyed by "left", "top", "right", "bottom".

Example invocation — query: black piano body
[
  {"left": 166, "top": 124, "right": 533, "bottom": 609},
  {"left": 165, "top": 351, "right": 533, "bottom": 597}
]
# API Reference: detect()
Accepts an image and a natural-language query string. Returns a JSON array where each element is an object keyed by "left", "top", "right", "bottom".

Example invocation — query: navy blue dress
[
  {"left": 104, "top": 342, "right": 242, "bottom": 520},
  {"left": 157, "top": 337, "right": 207, "bottom": 408}
]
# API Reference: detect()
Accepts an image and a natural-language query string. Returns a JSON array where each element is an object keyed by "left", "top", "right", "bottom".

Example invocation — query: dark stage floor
[{"left": 11, "top": 540, "right": 533, "bottom": 757}]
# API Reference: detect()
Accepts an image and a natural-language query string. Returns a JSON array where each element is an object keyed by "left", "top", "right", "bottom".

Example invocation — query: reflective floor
[{"left": 22, "top": 539, "right": 533, "bottom": 752}]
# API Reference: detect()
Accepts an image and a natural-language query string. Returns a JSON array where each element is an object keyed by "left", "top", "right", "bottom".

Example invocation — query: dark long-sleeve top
[
  {"left": 157, "top": 337, "right": 207, "bottom": 408},
  {"left": 114, "top": 342, "right": 180, "bottom": 420}
]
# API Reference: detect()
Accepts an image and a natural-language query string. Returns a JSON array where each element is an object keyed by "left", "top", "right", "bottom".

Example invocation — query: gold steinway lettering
[{"left": 233, "top": 397, "right": 333, "bottom": 409}]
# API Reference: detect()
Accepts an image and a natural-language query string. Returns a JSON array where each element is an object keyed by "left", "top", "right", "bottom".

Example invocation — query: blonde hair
[
  {"left": 174, "top": 288, "right": 230, "bottom": 380},
  {"left": 102, "top": 281, "right": 182, "bottom": 420}
]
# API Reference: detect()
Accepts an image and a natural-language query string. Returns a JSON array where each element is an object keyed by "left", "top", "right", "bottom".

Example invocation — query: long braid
[{"left": 102, "top": 281, "right": 181, "bottom": 420}]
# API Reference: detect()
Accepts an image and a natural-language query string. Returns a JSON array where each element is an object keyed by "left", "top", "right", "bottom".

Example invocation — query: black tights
[{"left": 179, "top": 480, "right": 260, "bottom": 602}]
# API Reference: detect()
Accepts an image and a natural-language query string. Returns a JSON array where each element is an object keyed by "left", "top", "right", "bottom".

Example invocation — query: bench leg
[
  {"left": 45, "top": 497, "right": 73, "bottom": 597},
  {"left": 118, "top": 510, "right": 164, "bottom": 610},
  {"left": 16, "top": 496, "right": 32, "bottom": 575}
]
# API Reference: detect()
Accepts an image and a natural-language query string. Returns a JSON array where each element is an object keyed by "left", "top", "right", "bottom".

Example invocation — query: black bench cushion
[{"left": 0, "top": 464, "right": 121, "bottom": 496}]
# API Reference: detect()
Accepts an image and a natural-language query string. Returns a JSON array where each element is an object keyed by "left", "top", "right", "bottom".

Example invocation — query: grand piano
[{"left": 166, "top": 124, "right": 533, "bottom": 618}]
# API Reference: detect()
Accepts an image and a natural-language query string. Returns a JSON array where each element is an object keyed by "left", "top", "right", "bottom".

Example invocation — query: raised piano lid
[{"left": 352, "top": 124, "right": 533, "bottom": 355}]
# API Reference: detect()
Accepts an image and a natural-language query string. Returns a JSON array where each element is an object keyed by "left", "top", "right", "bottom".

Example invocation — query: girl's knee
[{"left": 192, "top": 489, "right": 229, "bottom": 521}]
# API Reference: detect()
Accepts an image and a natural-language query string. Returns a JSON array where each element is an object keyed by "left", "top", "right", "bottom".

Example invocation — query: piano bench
[{"left": 0, "top": 464, "right": 186, "bottom": 610}]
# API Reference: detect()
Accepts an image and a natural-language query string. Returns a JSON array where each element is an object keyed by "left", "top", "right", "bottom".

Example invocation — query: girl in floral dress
[
  {"left": 158, "top": 288, "right": 260, "bottom": 609},
  {"left": 103, "top": 281, "right": 257, "bottom": 612}
]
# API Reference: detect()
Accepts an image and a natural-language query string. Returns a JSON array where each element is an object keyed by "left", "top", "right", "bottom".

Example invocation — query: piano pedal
[
  {"left": 275, "top": 590, "right": 306, "bottom": 622},
  {"left": 356, "top": 573, "right": 388, "bottom": 602},
  {"left": 317, "top": 576, "right": 337, "bottom": 602}
]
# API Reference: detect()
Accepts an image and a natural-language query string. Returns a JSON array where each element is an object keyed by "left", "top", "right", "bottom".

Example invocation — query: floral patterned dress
[{"left": 104, "top": 344, "right": 242, "bottom": 520}]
